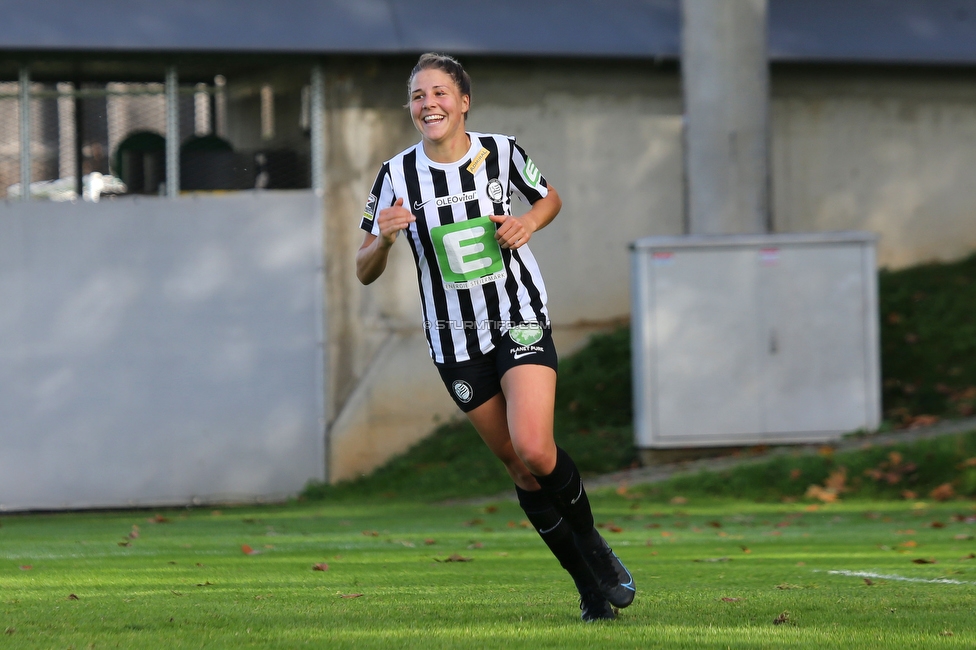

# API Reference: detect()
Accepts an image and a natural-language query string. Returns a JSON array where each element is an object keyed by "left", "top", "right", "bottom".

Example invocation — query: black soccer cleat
[
  {"left": 578, "top": 534, "right": 636, "bottom": 609},
  {"left": 579, "top": 587, "right": 616, "bottom": 622}
]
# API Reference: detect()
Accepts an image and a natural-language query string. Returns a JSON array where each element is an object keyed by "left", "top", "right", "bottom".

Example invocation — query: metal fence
[{"left": 0, "top": 66, "right": 319, "bottom": 202}]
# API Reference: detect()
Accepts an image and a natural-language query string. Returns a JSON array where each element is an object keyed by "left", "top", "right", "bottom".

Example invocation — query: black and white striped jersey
[{"left": 361, "top": 131, "right": 551, "bottom": 365}]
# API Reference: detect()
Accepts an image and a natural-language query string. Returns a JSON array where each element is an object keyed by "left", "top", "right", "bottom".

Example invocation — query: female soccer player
[{"left": 356, "top": 53, "right": 634, "bottom": 621}]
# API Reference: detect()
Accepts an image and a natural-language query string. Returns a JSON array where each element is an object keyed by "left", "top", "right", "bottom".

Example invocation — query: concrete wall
[
  {"left": 771, "top": 67, "right": 976, "bottom": 269},
  {"left": 0, "top": 191, "right": 324, "bottom": 510}
]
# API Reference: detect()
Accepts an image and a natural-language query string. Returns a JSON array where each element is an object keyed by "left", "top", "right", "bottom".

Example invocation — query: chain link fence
[{"left": 0, "top": 70, "right": 313, "bottom": 202}]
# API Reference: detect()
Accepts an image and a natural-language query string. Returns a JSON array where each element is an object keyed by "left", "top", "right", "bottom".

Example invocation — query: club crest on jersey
[
  {"left": 452, "top": 380, "right": 474, "bottom": 403},
  {"left": 486, "top": 178, "right": 504, "bottom": 204}
]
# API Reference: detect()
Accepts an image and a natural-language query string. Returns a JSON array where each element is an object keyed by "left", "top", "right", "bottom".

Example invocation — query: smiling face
[{"left": 409, "top": 68, "right": 471, "bottom": 160}]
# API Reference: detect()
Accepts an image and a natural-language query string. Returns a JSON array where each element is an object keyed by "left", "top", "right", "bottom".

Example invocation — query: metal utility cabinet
[{"left": 630, "top": 232, "right": 880, "bottom": 452}]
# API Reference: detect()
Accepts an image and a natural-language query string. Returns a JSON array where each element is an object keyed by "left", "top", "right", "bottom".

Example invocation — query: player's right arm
[{"left": 356, "top": 197, "right": 415, "bottom": 285}]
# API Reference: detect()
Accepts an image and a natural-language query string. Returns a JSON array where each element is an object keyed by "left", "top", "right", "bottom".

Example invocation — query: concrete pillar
[
  {"left": 165, "top": 66, "right": 180, "bottom": 198},
  {"left": 681, "top": 0, "right": 769, "bottom": 234},
  {"left": 19, "top": 66, "right": 31, "bottom": 201}
]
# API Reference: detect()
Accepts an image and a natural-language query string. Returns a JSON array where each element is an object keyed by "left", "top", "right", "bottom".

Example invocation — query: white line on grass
[{"left": 818, "top": 569, "right": 976, "bottom": 585}]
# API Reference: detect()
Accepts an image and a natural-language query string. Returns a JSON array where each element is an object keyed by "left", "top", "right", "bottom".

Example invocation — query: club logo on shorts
[
  {"left": 486, "top": 178, "right": 504, "bottom": 203},
  {"left": 452, "top": 380, "right": 474, "bottom": 404},
  {"left": 509, "top": 323, "right": 544, "bottom": 347}
]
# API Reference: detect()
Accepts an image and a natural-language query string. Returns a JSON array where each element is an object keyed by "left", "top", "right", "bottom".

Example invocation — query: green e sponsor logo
[
  {"left": 430, "top": 216, "right": 506, "bottom": 289},
  {"left": 523, "top": 158, "right": 541, "bottom": 187}
]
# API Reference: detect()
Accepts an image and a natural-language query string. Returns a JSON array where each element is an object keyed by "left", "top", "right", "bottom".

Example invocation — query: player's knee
[{"left": 514, "top": 442, "right": 556, "bottom": 476}]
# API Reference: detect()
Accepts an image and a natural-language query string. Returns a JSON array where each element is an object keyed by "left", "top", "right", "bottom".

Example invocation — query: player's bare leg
[
  {"left": 500, "top": 366, "right": 635, "bottom": 609},
  {"left": 464, "top": 381, "right": 614, "bottom": 621}
]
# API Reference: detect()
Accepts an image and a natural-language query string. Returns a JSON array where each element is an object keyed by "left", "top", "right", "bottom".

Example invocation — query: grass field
[{"left": 3, "top": 491, "right": 976, "bottom": 649}]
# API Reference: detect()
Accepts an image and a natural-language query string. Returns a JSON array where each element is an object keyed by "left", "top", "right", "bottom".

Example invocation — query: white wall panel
[{"left": 0, "top": 191, "right": 324, "bottom": 510}]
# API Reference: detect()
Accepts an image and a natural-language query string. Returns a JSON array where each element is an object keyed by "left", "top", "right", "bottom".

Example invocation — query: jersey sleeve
[
  {"left": 360, "top": 162, "right": 395, "bottom": 236},
  {"left": 508, "top": 140, "right": 549, "bottom": 206}
]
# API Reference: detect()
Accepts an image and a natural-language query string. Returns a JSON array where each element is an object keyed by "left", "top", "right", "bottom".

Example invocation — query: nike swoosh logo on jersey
[{"left": 512, "top": 350, "right": 538, "bottom": 360}]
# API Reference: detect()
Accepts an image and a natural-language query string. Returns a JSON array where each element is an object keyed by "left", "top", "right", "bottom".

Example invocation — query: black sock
[
  {"left": 516, "top": 485, "right": 599, "bottom": 594},
  {"left": 532, "top": 447, "right": 598, "bottom": 538}
]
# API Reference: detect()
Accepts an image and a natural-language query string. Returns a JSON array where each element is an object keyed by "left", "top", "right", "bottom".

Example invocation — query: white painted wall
[{"left": 0, "top": 191, "right": 324, "bottom": 510}]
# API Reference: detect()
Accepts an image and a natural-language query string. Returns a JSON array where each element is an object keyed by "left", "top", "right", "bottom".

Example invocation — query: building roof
[{"left": 4, "top": 0, "right": 976, "bottom": 65}]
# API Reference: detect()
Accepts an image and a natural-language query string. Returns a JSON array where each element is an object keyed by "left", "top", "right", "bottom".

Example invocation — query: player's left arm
[{"left": 491, "top": 184, "right": 561, "bottom": 250}]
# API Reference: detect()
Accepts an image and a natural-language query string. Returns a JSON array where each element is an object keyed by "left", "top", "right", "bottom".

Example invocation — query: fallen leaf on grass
[
  {"left": 912, "top": 558, "right": 937, "bottom": 564},
  {"left": 773, "top": 611, "right": 790, "bottom": 625},
  {"left": 720, "top": 597, "right": 742, "bottom": 602},
  {"left": 961, "top": 553, "right": 976, "bottom": 560},
  {"left": 484, "top": 505, "right": 498, "bottom": 514},
  {"left": 196, "top": 581, "right": 213, "bottom": 587},
  {"left": 339, "top": 593, "right": 363, "bottom": 599},
  {"left": 929, "top": 483, "right": 955, "bottom": 502},
  {"left": 312, "top": 563, "right": 329, "bottom": 571},
  {"left": 740, "top": 546, "right": 751, "bottom": 554},
  {"left": 776, "top": 583, "right": 802, "bottom": 590},
  {"left": 423, "top": 539, "right": 436, "bottom": 545},
  {"left": 118, "top": 541, "right": 131, "bottom": 547},
  {"left": 898, "top": 540, "right": 918, "bottom": 548},
  {"left": 4, "top": 627, "right": 14, "bottom": 635},
  {"left": 953, "top": 534, "right": 974, "bottom": 541},
  {"left": 241, "top": 544, "right": 259, "bottom": 555},
  {"left": 929, "top": 521, "right": 945, "bottom": 528},
  {"left": 606, "top": 525, "right": 624, "bottom": 533},
  {"left": 436, "top": 553, "right": 473, "bottom": 563},
  {"left": 148, "top": 514, "right": 170, "bottom": 524},
  {"left": 463, "top": 518, "right": 483, "bottom": 527},
  {"left": 67, "top": 594, "right": 79, "bottom": 600},
  {"left": 670, "top": 496, "right": 688, "bottom": 505},
  {"left": 18, "top": 565, "right": 31, "bottom": 571},
  {"left": 694, "top": 557, "right": 731, "bottom": 563},
  {"left": 941, "top": 630, "right": 954, "bottom": 637},
  {"left": 129, "top": 525, "right": 140, "bottom": 539},
  {"left": 362, "top": 530, "right": 379, "bottom": 537},
  {"left": 864, "top": 578, "right": 874, "bottom": 585},
  {"left": 467, "top": 542, "right": 483, "bottom": 549}
]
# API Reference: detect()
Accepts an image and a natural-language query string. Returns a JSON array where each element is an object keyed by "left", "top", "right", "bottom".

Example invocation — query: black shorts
[{"left": 436, "top": 325, "right": 558, "bottom": 413}]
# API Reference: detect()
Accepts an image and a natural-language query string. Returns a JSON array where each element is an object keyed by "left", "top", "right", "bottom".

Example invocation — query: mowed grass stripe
[{"left": 3, "top": 495, "right": 976, "bottom": 648}]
